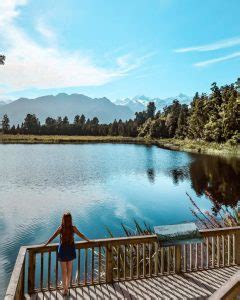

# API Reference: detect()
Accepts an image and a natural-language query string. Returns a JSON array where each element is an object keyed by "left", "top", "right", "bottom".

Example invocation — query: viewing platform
[{"left": 5, "top": 226, "right": 240, "bottom": 299}]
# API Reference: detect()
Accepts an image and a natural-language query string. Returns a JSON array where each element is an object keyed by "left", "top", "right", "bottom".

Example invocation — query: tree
[
  {"left": 165, "top": 100, "right": 181, "bottom": 137},
  {"left": 188, "top": 93, "right": 206, "bottom": 139},
  {"left": 74, "top": 115, "right": 80, "bottom": 124},
  {"left": 0, "top": 55, "right": 5, "bottom": 65},
  {"left": 175, "top": 104, "right": 189, "bottom": 138},
  {"left": 22, "top": 114, "right": 40, "bottom": 134},
  {"left": 147, "top": 102, "right": 156, "bottom": 119},
  {"left": 1, "top": 114, "right": 10, "bottom": 133}
]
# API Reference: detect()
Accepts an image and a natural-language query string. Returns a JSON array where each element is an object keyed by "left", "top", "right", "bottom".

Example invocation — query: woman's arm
[
  {"left": 73, "top": 226, "right": 90, "bottom": 242},
  {"left": 44, "top": 226, "right": 61, "bottom": 246}
]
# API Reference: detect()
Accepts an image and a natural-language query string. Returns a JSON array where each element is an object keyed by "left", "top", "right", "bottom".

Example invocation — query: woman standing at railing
[{"left": 45, "top": 212, "right": 90, "bottom": 295}]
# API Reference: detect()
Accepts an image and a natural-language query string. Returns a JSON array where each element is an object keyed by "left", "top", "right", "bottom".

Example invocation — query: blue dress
[{"left": 58, "top": 242, "right": 76, "bottom": 262}]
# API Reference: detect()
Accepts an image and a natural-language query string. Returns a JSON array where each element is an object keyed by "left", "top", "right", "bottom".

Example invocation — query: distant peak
[{"left": 56, "top": 93, "right": 68, "bottom": 97}]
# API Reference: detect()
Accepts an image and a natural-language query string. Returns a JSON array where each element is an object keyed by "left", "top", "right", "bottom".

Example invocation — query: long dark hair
[{"left": 60, "top": 212, "right": 74, "bottom": 245}]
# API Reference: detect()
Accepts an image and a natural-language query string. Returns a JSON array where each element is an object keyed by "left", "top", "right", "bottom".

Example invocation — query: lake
[{"left": 0, "top": 143, "right": 239, "bottom": 296}]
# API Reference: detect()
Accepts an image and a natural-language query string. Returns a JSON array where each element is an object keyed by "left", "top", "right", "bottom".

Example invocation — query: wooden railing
[
  {"left": 5, "top": 226, "right": 240, "bottom": 299},
  {"left": 5, "top": 247, "right": 27, "bottom": 300}
]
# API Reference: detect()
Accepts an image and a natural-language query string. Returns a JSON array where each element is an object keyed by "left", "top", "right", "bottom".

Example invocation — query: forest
[{"left": 1, "top": 79, "right": 240, "bottom": 144}]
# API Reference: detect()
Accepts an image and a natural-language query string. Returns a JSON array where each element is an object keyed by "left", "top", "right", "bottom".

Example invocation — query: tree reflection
[
  {"left": 169, "top": 153, "right": 240, "bottom": 212},
  {"left": 189, "top": 154, "right": 240, "bottom": 212},
  {"left": 145, "top": 146, "right": 156, "bottom": 183}
]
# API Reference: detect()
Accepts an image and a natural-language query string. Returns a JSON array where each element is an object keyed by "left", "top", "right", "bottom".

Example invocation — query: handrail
[
  {"left": 209, "top": 270, "right": 240, "bottom": 299},
  {"left": 199, "top": 226, "right": 240, "bottom": 236},
  {"left": 4, "top": 247, "right": 27, "bottom": 300},
  {"left": 26, "top": 234, "right": 158, "bottom": 251}
]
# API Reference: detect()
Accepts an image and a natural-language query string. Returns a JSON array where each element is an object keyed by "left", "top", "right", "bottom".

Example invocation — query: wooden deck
[{"left": 28, "top": 266, "right": 240, "bottom": 299}]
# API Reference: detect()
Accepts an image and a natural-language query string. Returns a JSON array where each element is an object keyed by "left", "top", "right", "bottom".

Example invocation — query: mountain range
[
  {"left": 0, "top": 93, "right": 191, "bottom": 125},
  {"left": 114, "top": 93, "right": 192, "bottom": 112}
]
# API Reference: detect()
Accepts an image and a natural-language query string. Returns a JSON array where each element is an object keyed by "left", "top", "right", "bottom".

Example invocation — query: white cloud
[
  {"left": 194, "top": 51, "right": 240, "bottom": 67},
  {"left": 175, "top": 37, "right": 240, "bottom": 53},
  {"left": 36, "top": 18, "right": 56, "bottom": 42},
  {"left": 0, "top": 1, "right": 146, "bottom": 95}
]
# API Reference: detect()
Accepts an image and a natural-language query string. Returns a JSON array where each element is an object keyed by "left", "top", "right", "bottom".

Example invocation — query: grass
[{"left": 0, "top": 134, "right": 239, "bottom": 156}]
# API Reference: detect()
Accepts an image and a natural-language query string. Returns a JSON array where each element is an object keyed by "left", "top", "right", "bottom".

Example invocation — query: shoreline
[{"left": 0, "top": 134, "right": 239, "bottom": 157}]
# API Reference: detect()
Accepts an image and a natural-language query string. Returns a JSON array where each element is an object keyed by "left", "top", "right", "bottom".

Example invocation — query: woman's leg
[
  {"left": 60, "top": 262, "right": 68, "bottom": 292},
  {"left": 66, "top": 260, "right": 73, "bottom": 290}
]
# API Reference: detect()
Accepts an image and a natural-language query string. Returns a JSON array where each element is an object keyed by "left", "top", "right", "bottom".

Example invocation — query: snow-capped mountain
[
  {"left": 115, "top": 93, "right": 192, "bottom": 113},
  {"left": 0, "top": 100, "right": 12, "bottom": 106}
]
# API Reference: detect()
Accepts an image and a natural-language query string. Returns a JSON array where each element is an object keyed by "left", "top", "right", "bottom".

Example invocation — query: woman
[{"left": 44, "top": 212, "right": 90, "bottom": 295}]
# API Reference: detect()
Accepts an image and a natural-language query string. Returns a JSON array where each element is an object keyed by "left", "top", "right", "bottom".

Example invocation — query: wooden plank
[
  {"left": 212, "top": 237, "right": 215, "bottom": 268},
  {"left": 183, "top": 244, "right": 187, "bottom": 272},
  {"left": 84, "top": 248, "right": 88, "bottom": 285},
  {"left": 5, "top": 247, "right": 27, "bottom": 299},
  {"left": 47, "top": 251, "right": 51, "bottom": 289},
  {"left": 125, "top": 280, "right": 144, "bottom": 298},
  {"left": 123, "top": 245, "right": 126, "bottom": 280},
  {"left": 227, "top": 235, "right": 230, "bottom": 266},
  {"left": 148, "top": 243, "right": 152, "bottom": 276},
  {"left": 154, "top": 242, "right": 158, "bottom": 275},
  {"left": 143, "top": 243, "right": 146, "bottom": 277},
  {"left": 77, "top": 249, "right": 81, "bottom": 285},
  {"left": 216, "top": 236, "right": 220, "bottom": 267},
  {"left": 106, "top": 244, "right": 113, "bottom": 283},
  {"left": 28, "top": 249, "right": 36, "bottom": 294},
  {"left": 189, "top": 243, "right": 192, "bottom": 271},
  {"left": 129, "top": 244, "right": 133, "bottom": 279},
  {"left": 136, "top": 244, "right": 139, "bottom": 278},
  {"left": 91, "top": 247, "right": 94, "bottom": 284},
  {"left": 195, "top": 243, "right": 198, "bottom": 270},
  {"left": 201, "top": 242, "right": 203, "bottom": 269},
  {"left": 175, "top": 245, "right": 181, "bottom": 273},
  {"left": 222, "top": 235, "right": 225, "bottom": 267},
  {"left": 206, "top": 237, "right": 209, "bottom": 268},
  {"left": 55, "top": 250, "right": 59, "bottom": 289},
  {"left": 167, "top": 247, "right": 170, "bottom": 274},
  {"left": 117, "top": 245, "right": 120, "bottom": 281},
  {"left": 232, "top": 234, "right": 236, "bottom": 264},
  {"left": 114, "top": 282, "right": 130, "bottom": 299},
  {"left": 160, "top": 247, "right": 164, "bottom": 274},
  {"left": 40, "top": 253, "right": 43, "bottom": 290},
  {"left": 98, "top": 246, "right": 101, "bottom": 284}
]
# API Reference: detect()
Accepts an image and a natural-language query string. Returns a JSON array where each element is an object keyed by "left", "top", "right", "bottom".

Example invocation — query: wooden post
[
  {"left": 28, "top": 249, "right": 36, "bottom": 294},
  {"left": 106, "top": 244, "right": 113, "bottom": 283},
  {"left": 235, "top": 232, "right": 240, "bottom": 265},
  {"left": 175, "top": 245, "right": 181, "bottom": 273}
]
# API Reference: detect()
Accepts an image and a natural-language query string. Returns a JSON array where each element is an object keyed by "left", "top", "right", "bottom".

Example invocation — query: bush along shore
[
  {"left": 1, "top": 79, "right": 239, "bottom": 156},
  {"left": 0, "top": 134, "right": 239, "bottom": 157}
]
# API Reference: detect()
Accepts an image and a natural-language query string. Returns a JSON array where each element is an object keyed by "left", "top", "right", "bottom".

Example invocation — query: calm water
[{"left": 0, "top": 144, "right": 239, "bottom": 296}]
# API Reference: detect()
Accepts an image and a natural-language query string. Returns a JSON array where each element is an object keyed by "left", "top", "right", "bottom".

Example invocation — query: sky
[{"left": 0, "top": 0, "right": 240, "bottom": 102}]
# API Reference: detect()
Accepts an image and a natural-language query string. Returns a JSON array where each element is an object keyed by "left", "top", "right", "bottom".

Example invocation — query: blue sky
[{"left": 0, "top": 0, "right": 240, "bottom": 101}]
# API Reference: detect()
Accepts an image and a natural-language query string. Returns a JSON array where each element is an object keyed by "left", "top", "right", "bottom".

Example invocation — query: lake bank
[{"left": 0, "top": 134, "right": 239, "bottom": 157}]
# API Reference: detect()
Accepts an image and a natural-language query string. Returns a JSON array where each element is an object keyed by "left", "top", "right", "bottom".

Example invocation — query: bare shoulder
[{"left": 72, "top": 225, "right": 77, "bottom": 231}]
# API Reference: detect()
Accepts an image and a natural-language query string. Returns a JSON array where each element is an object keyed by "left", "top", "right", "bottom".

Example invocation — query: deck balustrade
[{"left": 5, "top": 226, "right": 240, "bottom": 299}]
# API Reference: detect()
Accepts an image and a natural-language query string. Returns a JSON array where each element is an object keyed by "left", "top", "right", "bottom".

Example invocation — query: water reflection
[
  {"left": 0, "top": 144, "right": 239, "bottom": 297},
  {"left": 144, "top": 146, "right": 156, "bottom": 183},
  {"left": 168, "top": 153, "right": 240, "bottom": 212},
  {"left": 189, "top": 154, "right": 240, "bottom": 212}
]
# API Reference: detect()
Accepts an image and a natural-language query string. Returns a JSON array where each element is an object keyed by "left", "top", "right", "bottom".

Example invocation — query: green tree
[
  {"left": 22, "top": 114, "right": 40, "bottom": 134},
  {"left": 165, "top": 100, "right": 181, "bottom": 137},
  {"left": 175, "top": 104, "right": 189, "bottom": 138},
  {"left": 147, "top": 102, "right": 156, "bottom": 119},
  {"left": 188, "top": 93, "right": 206, "bottom": 139},
  {"left": 1, "top": 114, "right": 10, "bottom": 133}
]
